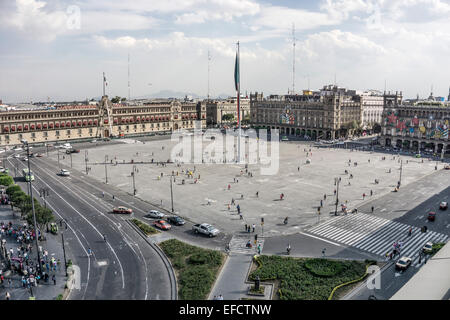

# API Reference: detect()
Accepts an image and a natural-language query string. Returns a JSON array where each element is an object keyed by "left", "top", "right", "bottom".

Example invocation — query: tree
[
  {"left": 111, "top": 96, "right": 122, "bottom": 103},
  {"left": 373, "top": 122, "right": 382, "bottom": 134},
  {"left": 6, "top": 185, "right": 21, "bottom": 196},
  {"left": 26, "top": 204, "right": 54, "bottom": 230},
  {"left": 222, "top": 114, "right": 234, "bottom": 122},
  {"left": 0, "top": 174, "right": 14, "bottom": 186}
]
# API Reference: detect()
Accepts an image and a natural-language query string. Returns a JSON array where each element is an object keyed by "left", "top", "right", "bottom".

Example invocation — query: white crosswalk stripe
[
  {"left": 228, "top": 235, "right": 264, "bottom": 255},
  {"left": 306, "top": 213, "right": 449, "bottom": 264}
]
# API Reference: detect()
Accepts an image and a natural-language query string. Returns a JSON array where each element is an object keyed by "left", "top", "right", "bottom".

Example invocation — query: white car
[
  {"left": 13, "top": 154, "right": 21, "bottom": 158},
  {"left": 422, "top": 242, "right": 433, "bottom": 254},
  {"left": 439, "top": 202, "right": 448, "bottom": 210},
  {"left": 59, "top": 169, "right": 70, "bottom": 176},
  {"left": 395, "top": 256, "right": 412, "bottom": 270},
  {"left": 144, "top": 210, "right": 165, "bottom": 219},
  {"left": 13, "top": 147, "right": 23, "bottom": 151}
]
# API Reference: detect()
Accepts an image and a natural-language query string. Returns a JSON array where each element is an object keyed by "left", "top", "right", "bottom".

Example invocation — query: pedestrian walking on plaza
[
  {"left": 228, "top": 184, "right": 231, "bottom": 190},
  {"left": 256, "top": 191, "right": 259, "bottom": 198},
  {"left": 52, "top": 275, "right": 56, "bottom": 285},
  {"left": 371, "top": 206, "right": 374, "bottom": 213},
  {"left": 245, "top": 224, "right": 247, "bottom": 232},
  {"left": 5, "top": 292, "right": 10, "bottom": 300},
  {"left": 370, "top": 190, "right": 373, "bottom": 196},
  {"left": 252, "top": 224, "right": 256, "bottom": 233},
  {"left": 227, "top": 204, "right": 230, "bottom": 211},
  {"left": 324, "top": 194, "right": 326, "bottom": 200},
  {"left": 112, "top": 195, "right": 115, "bottom": 201},
  {"left": 362, "top": 193, "right": 366, "bottom": 200},
  {"left": 334, "top": 189, "right": 336, "bottom": 196},
  {"left": 320, "top": 200, "right": 323, "bottom": 207},
  {"left": 322, "top": 248, "right": 326, "bottom": 257},
  {"left": 247, "top": 226, "right": 250, "bottom": 233}
]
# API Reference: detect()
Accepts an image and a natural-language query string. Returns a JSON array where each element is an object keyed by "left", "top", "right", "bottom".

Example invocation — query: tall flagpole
[
  {"left": 237, "top": 41, "right": 241, "bottom": 163},
  {"left": 103, "top": 72, "right": 106, "bottom": 97}
]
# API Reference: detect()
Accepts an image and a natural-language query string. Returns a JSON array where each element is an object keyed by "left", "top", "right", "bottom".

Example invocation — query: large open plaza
[{"left": 49, "top": 135, "right": 444, "bottom": 236}]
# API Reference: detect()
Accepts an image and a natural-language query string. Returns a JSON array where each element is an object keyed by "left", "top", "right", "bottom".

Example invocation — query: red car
[
  {"left": 154, "top": 220, "right": 171, "bottom": 230},
  {"left": 112, "top": 206, "right": 132, "bottom": 214},
  {"left": 427, "top": 211, "right": 436, "bottom": 221}
]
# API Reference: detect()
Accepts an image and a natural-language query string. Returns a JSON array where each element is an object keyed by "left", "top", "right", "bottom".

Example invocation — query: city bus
[{"left": 22, "top": 168, "right": 35, "bottom": 182}]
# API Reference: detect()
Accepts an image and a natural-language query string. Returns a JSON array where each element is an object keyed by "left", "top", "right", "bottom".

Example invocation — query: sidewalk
[
  {"left": 0, "top": 205, "right": 67, "bottom": 300},
  {"left": 209, "top": 253, "right": 253, "bottom": 300}
]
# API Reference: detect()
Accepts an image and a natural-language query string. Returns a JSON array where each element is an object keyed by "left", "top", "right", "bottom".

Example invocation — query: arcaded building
[
  {"left": 0, "top": 96, "right": 206, "bottom": 146},
  {"left": 380, "top": 99, "right": 450, "bottom": 156}
]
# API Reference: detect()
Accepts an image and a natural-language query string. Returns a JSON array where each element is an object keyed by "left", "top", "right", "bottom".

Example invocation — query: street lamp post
[
  {"left": 334, "top": 177, "right": 340, "bottom": 216},
  {"left": 170, "top": 174, "right": 174, "bottom": 213},
  {"left": 104, "top": 155, "right": 108, "bottom": 184},
  {"left": 70, "top": 151, "right": 73, "bottom": 168},
  {"left": 61, "top": 222, "right": 68, "bottom": 277},
  {"left": 84, "top": 150, "right": 89, "bottom": 175},
  {"left": 131, "top": 165, "right": 136, "bottom": 196},
  {"left": 398, "top": 159, "right": 403, "bottom": 188},
  {"left": 22, "top": 140, "right": 42, "bottom": 278}
]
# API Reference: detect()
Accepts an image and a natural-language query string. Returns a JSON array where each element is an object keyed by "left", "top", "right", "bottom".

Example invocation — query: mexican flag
[{"left": 234, "top": 50, "right": 239, "bottom": 92}]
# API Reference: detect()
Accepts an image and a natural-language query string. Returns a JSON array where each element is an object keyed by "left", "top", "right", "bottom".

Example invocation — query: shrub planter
[{"left": 248, "top": 285, "right": 266, "bottom": 296}]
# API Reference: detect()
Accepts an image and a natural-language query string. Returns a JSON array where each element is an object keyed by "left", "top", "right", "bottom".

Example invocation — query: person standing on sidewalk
[
  {"left": 5, "top": 292, "right": 11, "bottom": 300},
  {"left": 52, "top": 275, "right": 56, "bottom": 285}
]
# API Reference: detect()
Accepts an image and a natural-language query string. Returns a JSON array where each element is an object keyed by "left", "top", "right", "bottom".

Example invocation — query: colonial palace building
[
  {"left": 0, "top": 96, "right": 206, "bottom": 146},
  {"left": 380, "top": 99, "right": 450, "bottom": 156}
]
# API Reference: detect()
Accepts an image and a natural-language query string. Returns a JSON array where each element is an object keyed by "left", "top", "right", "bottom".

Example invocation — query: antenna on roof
[
  {"left": 292, "top": 23, "right": 296, "bottom": 95},
  {"left": 128, "top": 51, "right": 131, "bottom": 101},
  {"left": 207, "top": 50, "right": 212, "bottom": 101}
]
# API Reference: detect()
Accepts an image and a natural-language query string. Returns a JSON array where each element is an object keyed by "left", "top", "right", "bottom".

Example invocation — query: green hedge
[
  {"left": 0, "top": 174, "right": 14, "bottom": 186},
  {"left": 160, "top": 239, "right": 224, "bottom": 300},
  {"left": 249, "top": 255, "right": 366, "bottom": 300},
  {"left": 131, "top": 219, "right": 159, "bottom": 236}
]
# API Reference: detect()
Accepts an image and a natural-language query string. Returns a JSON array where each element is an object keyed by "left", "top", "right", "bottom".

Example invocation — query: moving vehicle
[
  {"left": 112, "top": 206, "right": 132, "bottom": 214},
  {"left": 166, "top": 215, "right": 185, "bottom": 226},
  {"left": 22, "top": 168, "right": 34, "bottom": 182},
  {"left": 144, "top": 210, "right": 165, "bottom": 219},
  {"left": 0, "top": 167, "right": 8, "bottom": 174},
  {"left": 439, "top": 202, "right": 448, "bottom": 210},
  {"left": 58, "top": 169, "right": 70, "bottom": 176},
  {"left": 422, "top": 242, "right": 433, "bottom": 254},
  {"left": 192, "top": 223, "right": 219, "bottom": 237},
  {"left": 427, "top": 211, "right": 436, "bottom": 221},
  {"left": 36, "top": 153, "right": 43, "bottom": 158},
  {"left": 395, "top": 257, "right": 412, "bottom": 270},
  {"left": 153, "top": 220, "right": 171, "bottom": 230},
  {"left": 66, "top": 148, "right": 80, "bottom": 154}
]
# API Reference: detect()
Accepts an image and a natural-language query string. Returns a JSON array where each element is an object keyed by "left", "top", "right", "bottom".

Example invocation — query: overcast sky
[{"left": 1, "top": 0, "right": 450, "bottom": 103}]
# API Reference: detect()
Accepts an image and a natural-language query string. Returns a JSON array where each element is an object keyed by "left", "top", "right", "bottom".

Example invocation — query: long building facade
[
  {"left": 250, "top": 85, "right": 385, "bottom": 140},
  {"left": 380, "top": 100, "right": 450, "bottom": 156},
  {"left": 0, "top": 96, "right": 206, "bottom": 146},
  {"left": 205, "top": 97, "right": 250, "bottom": 126}
]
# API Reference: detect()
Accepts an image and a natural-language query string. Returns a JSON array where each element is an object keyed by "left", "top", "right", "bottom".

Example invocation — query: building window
[
  {"left": 56, "top": 131, "right": 60, "bottom": 136},
  {"left": 67, "top": 130, "right": 71, "bottom": 135},
  {"left": 31, "top": 133, "right": 35, "bottom": 138},
  {"left": 78, "top": 129, "right": 82, "bottom": 134}
]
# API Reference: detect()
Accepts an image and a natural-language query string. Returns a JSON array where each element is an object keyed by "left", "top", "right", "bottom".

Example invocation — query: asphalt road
[{"left": 4, "top": 151, "right": 174, "bottom": 300}]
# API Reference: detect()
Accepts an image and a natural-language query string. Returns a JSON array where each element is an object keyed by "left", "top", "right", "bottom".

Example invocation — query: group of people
[{"left": 1, "top": 220, "right": 61, "bottom": 299}]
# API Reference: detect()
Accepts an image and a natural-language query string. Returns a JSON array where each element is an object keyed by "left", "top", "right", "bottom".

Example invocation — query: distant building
[
  {"left": 380, "top": 97, "right": 450, "bottom": 155},
  {"left": 205, "top": 97, "right": 250, "bottom": 126},
  {"left": 249, "top": 85, "right": 384, "bottom": 140},
  {"left": 0, "top": 96, "right": 206, "bottom": 146}
]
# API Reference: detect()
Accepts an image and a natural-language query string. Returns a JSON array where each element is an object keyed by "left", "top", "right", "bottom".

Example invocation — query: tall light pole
[
  {"left": 61, "top": 221, "right": 68, "bottom": 277},
  {"left": 131, "top": 165, "right": 136, "bottom": 196},
  {"left": 21, "top": 140, "right": 42, "bottom": 278},
  {"left": 84, "top": 150, "right": 89, "bottom": 175},
  {"left": 398, "top": 159, "right": 403, "bottom": 188},
  {"left": 104, "top": 155, "right": 108, "bottom": 184},
  {"left": 334, "top": 177, "right": 340, "bottom": 216},
  {"left": 170, "top": 174, "right": 174, "bottom": 213}
]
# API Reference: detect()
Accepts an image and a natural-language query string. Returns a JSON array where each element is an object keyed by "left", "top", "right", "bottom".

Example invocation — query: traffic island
[
  {"left": 130, "top": 218, "right": 160, "bottom": 236},
  {"left": 248, "top": 255, "right": 374, "bottom": 300},
  {"left": 159, "top": 239, "right": 225, "bottom": 300}
]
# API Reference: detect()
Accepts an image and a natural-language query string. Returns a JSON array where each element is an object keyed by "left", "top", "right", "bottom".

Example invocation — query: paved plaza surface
[{"left": 49, "top": 135, "right": 447, "bottom": 238}]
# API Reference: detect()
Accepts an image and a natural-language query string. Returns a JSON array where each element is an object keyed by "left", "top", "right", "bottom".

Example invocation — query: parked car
[
  {"left": 153, "top": 220, "right": 171, "bottom": 230},
  {"left": 112, "top": 206, "right": 132, "bottom": 214},
  {"left": 395, "top": 256, "right": 412, "bottom": 270},
  {"left": 144, "top": 210, "right": 165, "bottom": 219},
  {"left": 439, "top": 202, "right": 448, "bottom": 210},
  {"left": 66, "top": 148, "right": 80, "bottom": 154},
  {"left": 192, "top": 223, "right": 219, "bottom": 237},
  {"left": 166, "top": 215, "right": 185, "bottom": 226},
  {"left": 422, "top": 242, "right": 433, "bottom": 254},
  {"left": 427, "top": 211, "right": 436, "bottom": 221},
  {"left": 36, "top": 153, "right": 44, "bottom": 157},
  {"left": 58, "top": 169, "right": 70, "bottom": 176}
]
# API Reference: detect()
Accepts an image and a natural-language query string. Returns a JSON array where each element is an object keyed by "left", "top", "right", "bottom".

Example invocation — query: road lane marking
[
  {"left": 299, "top": 232, "right": 344, "bottom": 247},
  {"left": 11, "top": 158, "right": 126, "bottom": 289}
]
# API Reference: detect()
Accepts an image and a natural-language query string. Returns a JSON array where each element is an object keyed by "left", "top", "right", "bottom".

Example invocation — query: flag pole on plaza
[{"left": 234, "top": 41, "right": 241, "bottom": 163}]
